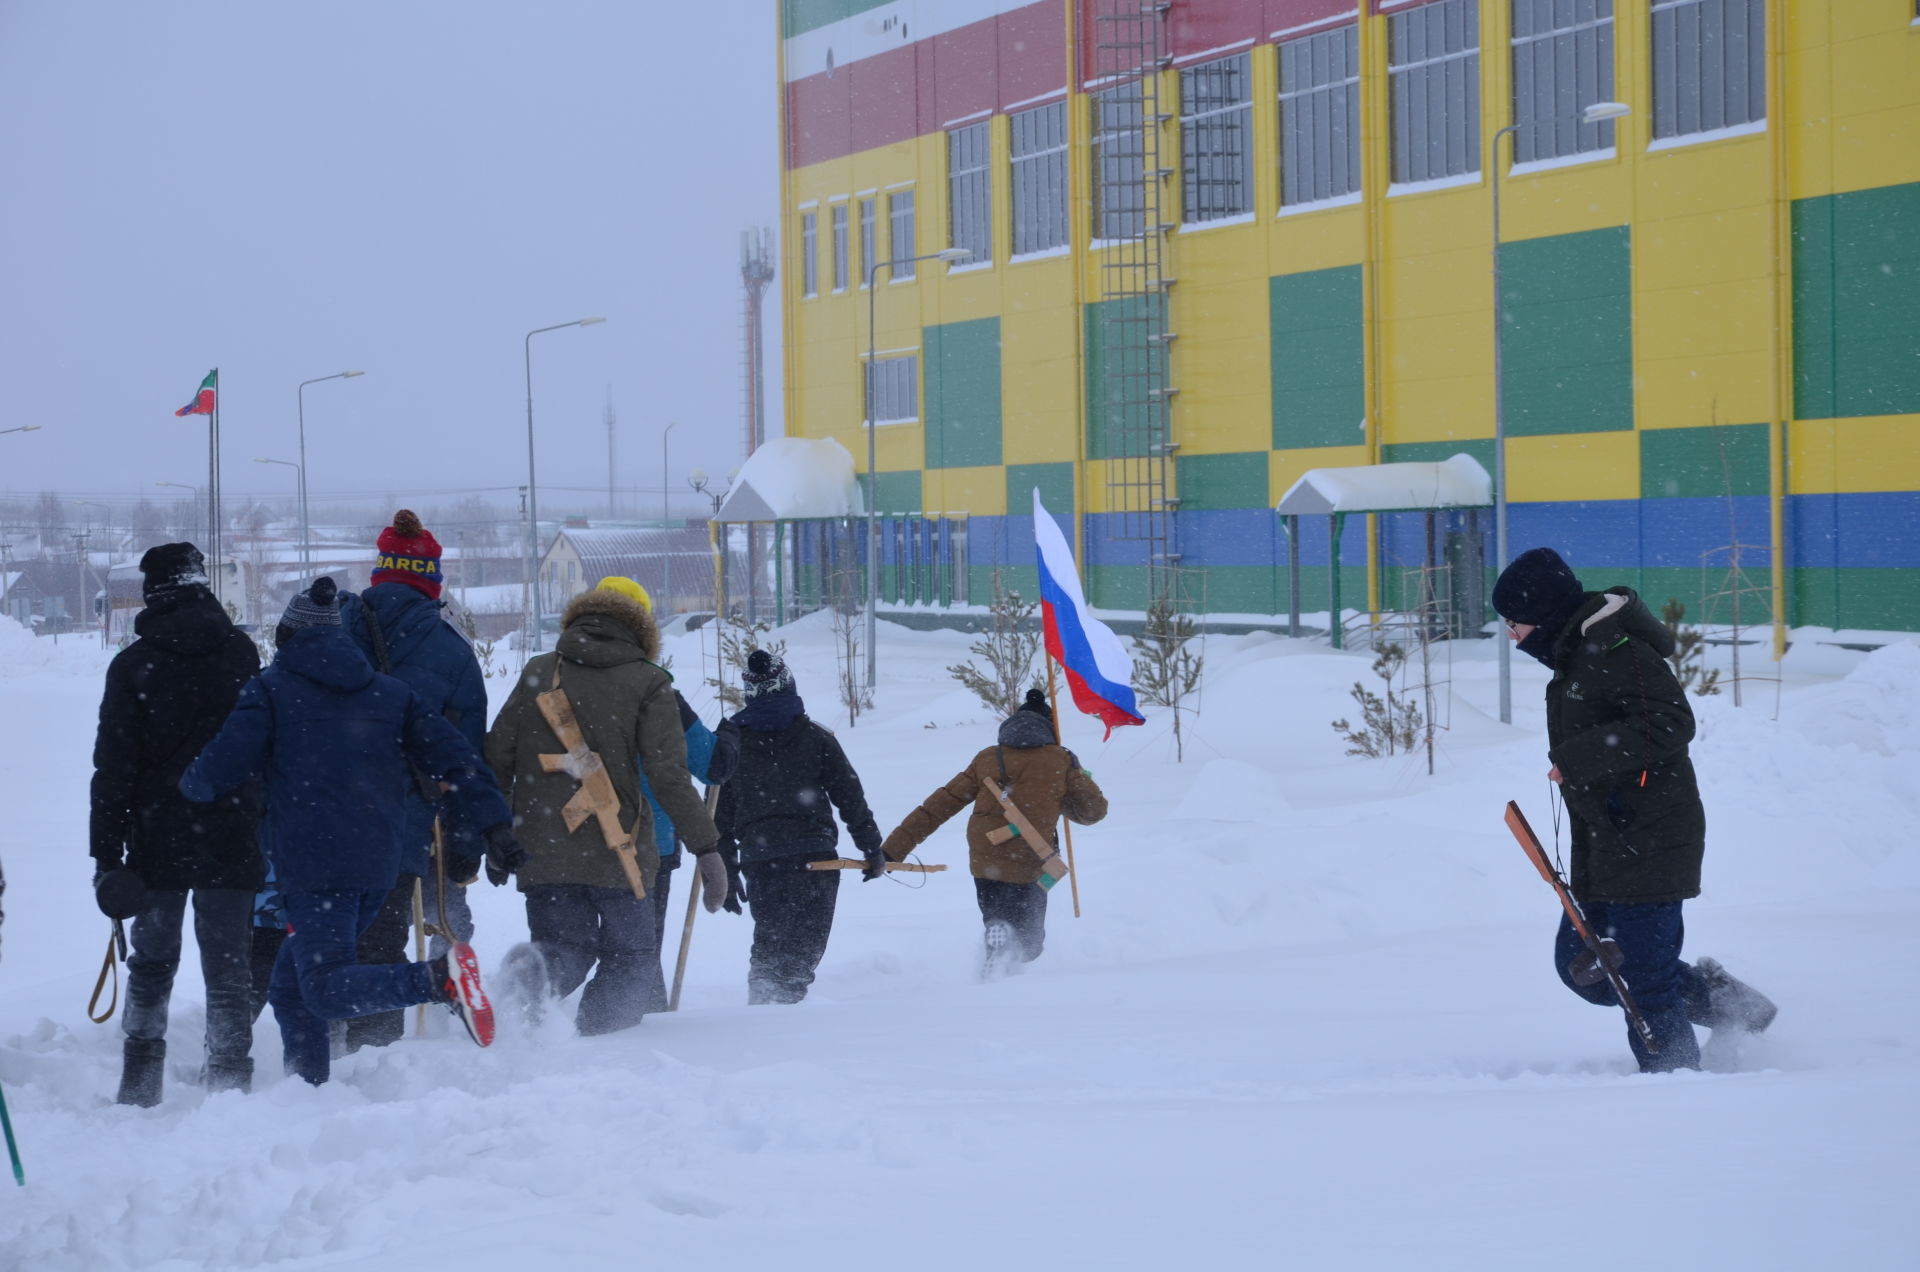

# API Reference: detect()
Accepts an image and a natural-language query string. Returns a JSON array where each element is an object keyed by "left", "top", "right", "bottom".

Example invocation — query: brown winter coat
[
  {"left": 483, "top": 590, "right": 719, "bottom": 893},
  {"left": 880, "top": 711, "right": 1108, "bottom": 885}
]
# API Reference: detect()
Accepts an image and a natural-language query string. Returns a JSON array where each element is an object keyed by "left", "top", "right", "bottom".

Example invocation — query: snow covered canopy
[
  {"left": 1274, "top": 453, "right": 1492, "bottom": 516},
  {"left": 714, "top": 436, "right": 866, "bottom": 523}
]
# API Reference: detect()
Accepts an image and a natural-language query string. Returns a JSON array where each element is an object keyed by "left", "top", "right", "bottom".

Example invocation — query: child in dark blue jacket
[{"left": 182, "top": 577, "right": 525, "bottom": 1084}]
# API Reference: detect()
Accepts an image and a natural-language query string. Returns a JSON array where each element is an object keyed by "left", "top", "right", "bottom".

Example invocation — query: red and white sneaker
[{"left": 440, "top": 941, "right": 495, "bottom": 1048}]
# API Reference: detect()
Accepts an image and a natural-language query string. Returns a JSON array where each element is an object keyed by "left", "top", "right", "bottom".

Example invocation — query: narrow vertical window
[
  {"left": 1010, "top": 101, "right": 1069, "bottom": 254},
  {"left": 800, "top": 211, "right": 818, "bottom": 297},
  {"left": 1651, "top": 0, "right": 1765, "bottom": 141},
  {"left": 947, "top": 122, "right": 992, "bottom": 264},
  {"left": 1387, "top": 0, "right": 1482, "bottom": 185},
  {"left": 889, "top": 189, "right": 916, "bottom": 278},
  {"left": 1180, "top": 53, "right": 1253, "bottom": 223},
  {"left": 1092, "top": 85, "right": 1146, "bottom": 239},
  {"left": 1279, "top": 24, "right": 1361, "bottom": 207},
  {"left": 831, "top": 203, "right": 849, "bottom": 291},
  {"left": 1510, "top": 0, "right": 1615, "bottom": 163}
]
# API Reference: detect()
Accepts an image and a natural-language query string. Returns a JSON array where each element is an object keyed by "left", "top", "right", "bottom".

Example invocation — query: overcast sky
[{"left": 0, "top": 1, "right": 780, "bottom": 520}]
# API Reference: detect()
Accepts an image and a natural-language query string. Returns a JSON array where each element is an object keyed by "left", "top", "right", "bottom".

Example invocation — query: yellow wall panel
[
  {"left": 1636, "top": 350, "right": 1775, "bottom": 432},
  {"left": 1383, "top": 374, "right": 1491, "bottom": 445},
  {"left": 1831, "top": 101, "right": 1920, "bottom": 194},
  {"left": 925, "top": 466, "right": 1006, "bottom": 516},
  {"left": 1637, "top": 279, "right": 1775, "bottom": 359},
  {"left": 872, "top": 424, "right": 924, "bottom": 473},
  {"left": 1381, "top": 185, "right": 1490, "bottom": 261},
  {"left": 1272, "top": 447, "right": 1369, "bottom": 501},
  {"left": 1510, "top": 432, "right": 1638, "bottom": 502},
  {"left": 1638, "top": 136, "right": 1772, "bottom": 221},
  {"left": 1635, "top": 203, "right": 1774, "bottom": 289},
  {"left": 1791, "top": 416, "right": 1920, "bottom": 495},
  {"left": 1501, "top": 156, "right": 1634, "bottom": 243},
  {"left": 1384, "top": 313, "right": 1492, "bottom": 382},
  {"left": 1381, "top": 244, "right": 1488, "bottom": 321},
  {"left": 1266, "top": 203, "right": 1367, "bottom": 274}
]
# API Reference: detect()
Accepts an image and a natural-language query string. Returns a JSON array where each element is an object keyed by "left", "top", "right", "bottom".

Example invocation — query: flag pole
[
  {"left": 1043, "top": 656, "right": 1082, "bottom": 919},
  {"left": 209, "top": 367, "right": 221, "bottom": 607}
]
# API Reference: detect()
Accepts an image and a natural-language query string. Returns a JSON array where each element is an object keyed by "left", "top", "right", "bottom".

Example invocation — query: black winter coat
[
  {"left": 89, "top": 586, "right": 264, "bottom": 891},
  {"left": 1545, "top": 588, "right": 1706, "bottom": 904},
  {"left": 715, "top": 696, "right": 881, "bottom": 866}
]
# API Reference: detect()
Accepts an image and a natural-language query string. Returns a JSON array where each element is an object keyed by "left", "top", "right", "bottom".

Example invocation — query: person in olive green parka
[{"left": 484, "top": 585, "right": 727, "bottom": 1034}]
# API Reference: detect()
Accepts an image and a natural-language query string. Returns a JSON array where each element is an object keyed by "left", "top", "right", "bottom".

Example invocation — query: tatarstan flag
[{"left": 174, "top": 369, "right": 217, "bottom": 417}]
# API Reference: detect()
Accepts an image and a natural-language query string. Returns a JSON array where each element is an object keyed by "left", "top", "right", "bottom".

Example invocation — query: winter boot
[
  {"left": 494, "top": 943, "right": 552, "bottom": 1032},
  {"left": 1689, "top": 957, "right": 1777, "bottom": 1033},
  {"left": 430, "top": 943, "right": 495, "bottom": 1047},
  {"left": 115, "top": 1038, "right": 167, "bottom": 1108},
  {"left": 202, "top": 1057, "right": 254, "bottom": 1095},
  {"left": 981, "top": 920, "right": 1015, "bottom": 982}
]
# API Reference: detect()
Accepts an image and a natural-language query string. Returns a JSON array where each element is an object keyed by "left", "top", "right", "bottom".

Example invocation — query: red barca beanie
[{"left": 372, "top": 509, "right": 444, "bottom": 599}]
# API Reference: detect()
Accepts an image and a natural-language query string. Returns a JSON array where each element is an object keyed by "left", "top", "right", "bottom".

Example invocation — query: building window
[
  {"left": 948, "top": 123, "right": 991, "bottom": 264},
  {"left": 1511, "top": 0, "right": 1616, "bottom": 163},
  {"left": 889, "top": 189, "right": 916, "bottom": 278},
  {"left": 866, "top": 354, "right": 920, "bottom": 424},
  {"left": 1278, "top": 24, "right": 1361, "bottom": 207},
  {"left": 1092, "top": 85, "right": 1146, "bottom": 239},
  {"left": 831, "top": 203, "right": 849, "bottom": 291},
  {"left": 1180, "top": 53, "right": 1253, "bottom": 223},
  {"left": 858, "top": 197, "right": 877, "bottom": 287},
  {"left": 1651, "top": 0, "right": 1764, "bottom": 141},
  {"left": 1010, "top": 101, "right": 1068, "bottom": 255},
  {"left": 1387, "top": 0, "right": 1481, "bottom": 185},
  {"left": 800, "top": 211, "right": 818, "bottom": 297}
]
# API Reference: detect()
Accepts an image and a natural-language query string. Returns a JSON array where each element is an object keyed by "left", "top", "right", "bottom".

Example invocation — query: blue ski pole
[{"left": 0, "top": 1080, "right": 24, "bottom": 1186}]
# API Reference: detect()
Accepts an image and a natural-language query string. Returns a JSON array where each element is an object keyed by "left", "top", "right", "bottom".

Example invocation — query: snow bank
[{"left": 0, "top": 613, "right": 115, "bottom": 679}]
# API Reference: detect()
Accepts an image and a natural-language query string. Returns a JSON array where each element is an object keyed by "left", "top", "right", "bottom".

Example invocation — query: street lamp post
[
  {"left": 690, "top": 468, "right": 730, "bottom": 631},
  {"left": 525, "top": 317, "right": 606, "bottom": 652},
  {"left": 1490, "top": 101, "right": 1628, "bottom": 725},
  {"left": 662, "top": 422, "right": 677, "bottom": 524},
  {"left": 0, "top": 425, "right": 41, "bottom": 436},
  {"left": 297, "top": 371, "right": 364, "bottom": 569},
  {"left": 156, "top": 480, "right": 198, "bottom": 541},
  {"left": 864, "top": 247, "right": 972, "bottom": 688},
  {"left": 255, "top": 458, "right": 303, "bottom": 577}
]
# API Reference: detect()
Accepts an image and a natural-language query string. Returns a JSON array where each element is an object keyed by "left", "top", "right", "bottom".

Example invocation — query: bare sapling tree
[
  {"left": 828, "top": 566, "right": 872, "bottom": 727},
  {"left": 1130, "top": 597, "right": 1204, "bottom": 762},
  {"left": 708, "top": 610, "right": 787, "bottom": 709},
  {"left": 1659, "top": 598, "right": 1723, "bottom": 697},
  {"left": 1331, "top": 643, "right": 1424, "bottom": 758},
  {"left": 947, "top": 569, "right": 1040, "bottom": 717}
]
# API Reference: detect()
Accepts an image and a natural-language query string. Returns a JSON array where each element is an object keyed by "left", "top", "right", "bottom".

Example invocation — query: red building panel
[
  {"left": 997, "top": 2, "right": 1067, "bottom": 109},
  {"left": 932, "top": 18, "right": 999, "bottom": 127},
  {"left": 787, "top": 70, "right": 852, "bottom": 171},
  {"left": 848, "top": 43, "right": 922, "bottom": 155}
]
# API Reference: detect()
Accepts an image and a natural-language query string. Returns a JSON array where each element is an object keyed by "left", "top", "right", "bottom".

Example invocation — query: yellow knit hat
[{"left": 597, "top": 576, "right": 652, "bottom": 613}]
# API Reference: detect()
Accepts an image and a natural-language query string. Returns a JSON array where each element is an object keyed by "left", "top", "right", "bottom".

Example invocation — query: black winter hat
[
  {"left": 1017, "top": 687, "right": 1053, "bottom": 723},
  {"left": 138, "top": 542, "right": 208, "bottom": 599},
  {"left": 1492, "top": 548, "right": 1586, "bottom": 626},
  {"left": 743, "top": 648, "right": 795, "bottom": 699},
  {"left": 279, "top": 575, "right": 341, "bottom": 633}
]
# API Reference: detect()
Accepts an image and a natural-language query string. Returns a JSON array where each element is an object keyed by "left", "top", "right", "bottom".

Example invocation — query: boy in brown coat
[{"left": 880, "top": 689, "right": 1107, "bottom": 971}]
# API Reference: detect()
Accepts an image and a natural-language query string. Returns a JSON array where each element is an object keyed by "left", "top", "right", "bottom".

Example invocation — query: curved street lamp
[{"left": 297, "top": 371, "right": 364, "bottom": 568}]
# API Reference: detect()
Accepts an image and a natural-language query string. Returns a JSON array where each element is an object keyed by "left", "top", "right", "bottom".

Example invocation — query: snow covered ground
[{"left": 1, "top": 610, "right": 1916, "bottom": 1270}]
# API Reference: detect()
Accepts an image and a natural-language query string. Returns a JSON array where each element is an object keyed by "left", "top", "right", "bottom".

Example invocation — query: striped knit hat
[{"left": 279, "top": 576, "right": 341, "bottom": 632}]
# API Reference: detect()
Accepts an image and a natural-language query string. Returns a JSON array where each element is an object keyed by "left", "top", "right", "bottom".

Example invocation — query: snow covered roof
[
  {"left": 714, "top": 437, "right": 865, "bottom": 523},
  {"left": 1275, "top": 453, "right": 1492, "bottom": 516}
]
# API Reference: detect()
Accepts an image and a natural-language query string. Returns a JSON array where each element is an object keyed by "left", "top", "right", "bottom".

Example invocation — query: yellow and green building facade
[{"left": 778, "top": 0, "right": 1920, "bottom": 634}]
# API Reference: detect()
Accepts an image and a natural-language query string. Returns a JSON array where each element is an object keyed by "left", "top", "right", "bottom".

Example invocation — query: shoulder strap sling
[{"left": 983, "top": 746, "right": 1071, "bottom": 891}]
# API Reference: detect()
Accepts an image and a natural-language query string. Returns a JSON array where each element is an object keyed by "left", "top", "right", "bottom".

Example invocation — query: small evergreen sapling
[
  {"left": 947, "top": 571, "right": 1040, "bottom": 717},
  {"left": 1130, "top": 597, "right": 1203, "bottom": 762},
  {"left": 1331, "top": 644, "right": 1424, "bottom": 758},
  {"left": 1660, "top": 598, "right": 1722, "bottom": 697},
  {"left": 709, "top": 612, "right": 786, "bottom": 709}
]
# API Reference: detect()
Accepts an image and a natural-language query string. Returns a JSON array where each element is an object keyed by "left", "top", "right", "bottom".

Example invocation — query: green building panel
[
  {"left": 1793, "top": 567, "right": 1920, "bottom": 634},
  {"left": 924, "top": 317, "right": 1003, "bottom": 469},
  {"left": 782, "top": 0, "right": 890, "bottom": 38},
  {"left": 859, "top": 469, "right": 923, "bottom": 515},
  {"left": 1793, "top": 181, "right": 1920, "bottom": 420},
  {"left": 1176, "top": 452, "right": 1269, "bottom": 511},
  {"left": 1084, "top": 295, "right": 1170, "bottom": 460},
  {"left": 1379, "top": 439, "right": 1497, "bottom": 471},
  {"left": 1639, "top": 423, "right": 1769, "bottom": 499},
  {"left": 1007, "top": 462, "right": 1075, "bottom": 519},
  {"left": 1499, "top": 226, "right": 1633, "bottom": 436},
  {"left": 1270, "top": 265, "right": 1365, "bottom": 450}
]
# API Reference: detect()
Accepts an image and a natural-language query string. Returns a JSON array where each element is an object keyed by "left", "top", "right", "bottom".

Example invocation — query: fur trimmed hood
[{"left": 559, "top": 588, "right": 661, "bottom": 663}]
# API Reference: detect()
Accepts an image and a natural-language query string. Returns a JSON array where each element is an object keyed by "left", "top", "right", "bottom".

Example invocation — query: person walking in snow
[
  {"left": 89, "top": 542, "right": 264, "bottom": 1105},
  {"left": 591, "top": 577, "right": 740, "bottom": 1013},
  {"left": 880, "top": 688, "right": 1107, "bottom": 975},
  {"left": 336, "top": 510, "right": 491, "bottom": 1051},
  {"left": 715, "top": 650, "right": 882, "bottom": 1005},
  {"left": 181, "top": 577, "right": 520, "bottom": 1083},
  {"left": 484, "top": 581, "right": 729, "bottom": 1034},
  {"left": 1494, "top": 547, "right": 1776, "bottom": 1073}
]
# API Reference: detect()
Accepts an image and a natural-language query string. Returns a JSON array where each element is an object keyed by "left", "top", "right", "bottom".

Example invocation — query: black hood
[
  {"left": 133, "top": 585, "right": 237, "bottom": 656},
  {"left": 274, "top": 624, "right": 375, "bottom": 694}
]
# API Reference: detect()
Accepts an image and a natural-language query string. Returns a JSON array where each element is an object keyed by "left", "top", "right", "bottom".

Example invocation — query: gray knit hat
[{"left": 279, "top": 576, "right": 341, "bottom": 632}]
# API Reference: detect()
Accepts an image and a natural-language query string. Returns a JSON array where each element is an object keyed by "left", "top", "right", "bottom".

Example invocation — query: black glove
[
  {"left": 482, "top": 823, "right": 529, "bottom": 886},
  {"left": 861, "top": 845, "right": 889, "bottom": 883},
  {"left": 446, "top": 854, "right": 482, "bottom": 886},
  {"left": 722, "top": 852, "right": 746, "bottom": 915}
]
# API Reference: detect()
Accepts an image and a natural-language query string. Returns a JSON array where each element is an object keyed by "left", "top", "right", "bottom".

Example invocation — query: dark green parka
[
  {"left": 1544, "top": 588, "right": 1705, "bottom": 904},
  {"left": 484, "top": 589, "right": 719, "bottom": 893}
]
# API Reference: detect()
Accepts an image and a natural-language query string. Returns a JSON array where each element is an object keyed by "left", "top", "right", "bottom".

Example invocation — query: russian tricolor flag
[{"left": 1033, "top": 489, "right": 1143, "bottom": 738}]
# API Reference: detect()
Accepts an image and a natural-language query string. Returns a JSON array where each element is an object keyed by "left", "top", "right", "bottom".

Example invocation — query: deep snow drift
[{"left": 0, "top": 610, "right": 1915, "bottom": 1270}]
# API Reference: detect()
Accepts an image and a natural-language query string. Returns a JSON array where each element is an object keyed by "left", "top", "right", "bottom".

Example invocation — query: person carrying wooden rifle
[
  {"left": 484, "top": 582, "right": 726, "bottom": 1036},
  {"left": 1495, "top": 547, "right": 1776, "bottom": 1073},
  {"left": 879, "top": 689, "right": 1107, "bottom": 977}
]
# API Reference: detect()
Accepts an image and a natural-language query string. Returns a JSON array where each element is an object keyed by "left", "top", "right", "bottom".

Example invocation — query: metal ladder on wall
[{"left": 1091, "top": 0, "right": 1180, "bottom": 609}]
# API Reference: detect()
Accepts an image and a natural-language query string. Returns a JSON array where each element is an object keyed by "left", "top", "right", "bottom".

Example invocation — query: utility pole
[
  {"left": 518, "top": 485, "right": 531, "bottom": 664},
  {"left": 605, "top": 387, "right": 617, "bottom": 519}
]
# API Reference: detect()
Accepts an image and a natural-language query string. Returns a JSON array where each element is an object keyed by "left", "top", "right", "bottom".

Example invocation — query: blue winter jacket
[
  {"left": 180, "top": 625, "right": 509, "bottom": 896},
  {"left": 338, "top": 583, "right": 489, "bottom": 876},
  {"left": 638, "top": 694, "right": 736, "bottom": 863}
]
